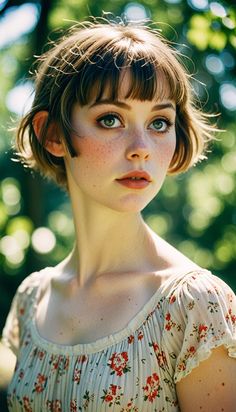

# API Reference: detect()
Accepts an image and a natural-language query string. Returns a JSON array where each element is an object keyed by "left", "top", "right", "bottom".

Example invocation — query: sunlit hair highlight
[{"left": 16, "top": 18, "right": 216, "bottom": 188}]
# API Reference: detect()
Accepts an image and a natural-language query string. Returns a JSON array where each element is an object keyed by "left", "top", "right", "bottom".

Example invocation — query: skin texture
[
  {"left": 67, "top": 97, "right": 176, "bottom": 213},
  {"left": 176, "top": 345, "right": 236, "bottom": 412}
]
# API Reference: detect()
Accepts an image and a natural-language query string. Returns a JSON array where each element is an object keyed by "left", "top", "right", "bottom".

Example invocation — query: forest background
[{"left": 0, "top": 0, "right": 235, "bottom": 405}]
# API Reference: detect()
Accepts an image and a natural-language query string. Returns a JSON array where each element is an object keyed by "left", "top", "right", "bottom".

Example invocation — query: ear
[{"left": 32, "top": 111, "right": 66, "bottom": 157}]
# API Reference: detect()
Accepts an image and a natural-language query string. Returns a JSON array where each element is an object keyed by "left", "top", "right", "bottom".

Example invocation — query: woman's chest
[{"left": 35, "top": 274, "right": 163, "bottom": 345}]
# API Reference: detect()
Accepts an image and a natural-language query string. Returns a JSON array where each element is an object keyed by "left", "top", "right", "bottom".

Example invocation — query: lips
[
  {"left": 116, "top": 170, "right": 152, "bottom": 189},
  {"left": 116, "top": 170, "right": 152, "bottom": 182}
]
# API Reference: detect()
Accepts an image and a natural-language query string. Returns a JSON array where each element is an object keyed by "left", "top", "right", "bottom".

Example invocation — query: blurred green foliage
[{"left": 0, "top": 0, "right": 236, "bottom": 333}]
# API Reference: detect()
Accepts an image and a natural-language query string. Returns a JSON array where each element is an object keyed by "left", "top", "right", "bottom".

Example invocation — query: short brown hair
[{"left": 15, "top": 18, "right": 216, "bottom": 188}]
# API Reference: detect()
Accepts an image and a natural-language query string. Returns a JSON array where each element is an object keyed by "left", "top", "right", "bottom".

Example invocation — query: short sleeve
[
  {"left": 1, "top": 270, "right": 42, "bottom": 356},
  {"left": 162, "top": 271, "right": 236, "bottom": 383}
]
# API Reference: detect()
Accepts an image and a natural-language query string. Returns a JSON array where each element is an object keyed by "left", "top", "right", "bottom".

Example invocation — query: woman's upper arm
[{"left": 176, "top": 344, "right": 236, "bottom": 412}]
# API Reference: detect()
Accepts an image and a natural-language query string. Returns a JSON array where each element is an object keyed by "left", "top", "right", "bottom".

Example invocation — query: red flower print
[
  {"left": 198, "top": 324, "right": 208, "bottom": 340},
  {"left": 50, "top": 355, "right": 70, "bottom": 381},
  {"left": 101, "top": 384, "right": 123, "bottom": 406},
  {"left": 110, "top": 384, "right": 119, "bottom": 395},
  {"left": 38, "top": 350, "right": 45, "bottom": 360},
  {"left": 108, "top": 351, "right": 131, "bottom": 376},
  {"left": 121, "top": 400, "right": 139, "bottom": 411},
  {"left": 128, "top": 335, "right": 134, "bottom": 344},
  {"left": 78, "top": 354, "right": 87, "bottom": 363},
  {"left": 226, "top": 308, "right": 236, "bottom": 324},
  {"left": 177, "top": 362, "right": 186, "bottom": 372},
  {"left": 22, "top": 396, "right": 33, "bottom": 412},
  {"left": 165, "top": 313, "right": 176, "bottom": 331},
  {"left": 70, "top": 400, "right": 78, "bottom": 412},
  {"left": 19, "top": 307, "right": 25, "bottom": 316},
  {"left": 165, "top": 313, "right": 171, "bottom": 321},
  {"left": 157, "top": 351, "right": 167, "bottom": 368},
  {"left": 142, "top": 372, "right": 161, "bottom": 402},
  {"left": 188, "top": 346, "right": 196, "bottom": 355},
  {"left": 73, "top": 367, "right": 81, "bottom": 384},
  {"left": 33, "top": 373, "right": 47, "bottom": 393},
  {"left": 152, "top": 342, "right": 167, "bottom": 368},
  {"left": 169, "top": 294, "right": 176, "bottom": 304},
  {"left": 152, "top": 342, "right": 159, "bottom": 352},
  {"left": 46, "top": 399, "right": 62, "bottom": 412},
  {"left": 138, "top": 331, "right": 144, "bottom": 340}
]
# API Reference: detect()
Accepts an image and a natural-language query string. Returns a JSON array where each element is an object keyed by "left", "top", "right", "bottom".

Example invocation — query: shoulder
[
  {"left": 160, "top": 269, "right": 236, "bottom": 331},
  {"left": 16, "top": 266, "right": 53, "bottom": 300},
  {"left": 162, "top": 269, "right": 235, "bottom": 300}
]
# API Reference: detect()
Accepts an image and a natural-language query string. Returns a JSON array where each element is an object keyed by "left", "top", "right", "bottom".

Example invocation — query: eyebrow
[{"left": 89, "top": 99, "right": 176, "bottom": 112}]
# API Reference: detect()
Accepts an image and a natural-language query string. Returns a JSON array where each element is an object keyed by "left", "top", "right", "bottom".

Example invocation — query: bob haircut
[{"left": 16, "top": 18, "right": 216, "bottom": 188}]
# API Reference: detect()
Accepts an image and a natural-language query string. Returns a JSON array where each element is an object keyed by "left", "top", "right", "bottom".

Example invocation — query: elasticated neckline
[{"left": 29, "top": 268, "right": 207, "bottom": 355}]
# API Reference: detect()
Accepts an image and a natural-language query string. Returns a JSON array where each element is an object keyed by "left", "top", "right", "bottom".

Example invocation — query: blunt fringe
[{"left": 15, "top": 18, "right": 217, "bottom": 188}]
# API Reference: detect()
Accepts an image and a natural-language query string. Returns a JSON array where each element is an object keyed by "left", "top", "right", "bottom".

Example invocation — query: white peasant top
[{"left": 2, "top": 268, "right": 236, "bottom": 412}]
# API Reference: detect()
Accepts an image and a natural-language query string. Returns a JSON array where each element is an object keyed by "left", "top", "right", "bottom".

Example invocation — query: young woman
[{"left": 2, "top": 18, "right": 236, "bottom": 412}]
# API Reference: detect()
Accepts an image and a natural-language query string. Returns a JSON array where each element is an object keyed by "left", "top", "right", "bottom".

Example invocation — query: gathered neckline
[{"left": 29, "top": 267, "right": 209, "bottom": 355}]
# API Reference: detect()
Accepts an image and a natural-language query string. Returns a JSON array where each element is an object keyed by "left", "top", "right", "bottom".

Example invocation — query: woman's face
[{"left": 64, "top": 70, "right": 176, "bottom": 213}]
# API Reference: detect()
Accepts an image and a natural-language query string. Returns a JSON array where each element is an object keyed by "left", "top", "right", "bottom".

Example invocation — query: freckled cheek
[
  {"left": 74, "top": 138, "right": 117, "bottom": 176},
  {"left": 155, "top": 138, "right": 176, "bottom": 167}
]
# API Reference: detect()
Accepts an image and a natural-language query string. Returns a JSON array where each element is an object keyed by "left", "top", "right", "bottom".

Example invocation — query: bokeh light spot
[
  {"left": 210, "top": 2, "right": 227, "bottom": 18},
  {"left": 0, "top": 3, "right": 40, "bottom": 48},
  {"left": 31, "top": 227, "right": 56, "bottom": 254},
  {"left": 205, "top": 55, "right": 224, "bottom": 75},
  {"left": 6, "top": 81, "right": 35, "bottom": 115},
  {"left": 124, "top": 2, "right": 149, "bottom": 21},
  {"left": 187, "top": 0, "right": 208, "bottom": 10},
  {"left": 0, "top": 235, "right": 24, "bottom": 266},
  {"left": 220, "top": 84, "right": 236, "bottom": 111}
]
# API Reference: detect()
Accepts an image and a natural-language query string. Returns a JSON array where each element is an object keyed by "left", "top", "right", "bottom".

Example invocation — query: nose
[{"left": 125, "top": 132, "right": 150, "bottom": 161}]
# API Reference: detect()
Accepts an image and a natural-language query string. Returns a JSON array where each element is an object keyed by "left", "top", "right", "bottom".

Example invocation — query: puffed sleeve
[
  {"left": 1, "top": 271, "right": 42, "bottom": 356},
  {"left": 161, "top": 271, "right": 236, "bottom": 383}
]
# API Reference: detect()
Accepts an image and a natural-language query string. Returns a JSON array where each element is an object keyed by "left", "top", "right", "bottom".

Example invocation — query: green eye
[
  {"left": 150, "top": 119, "right": 171, "bottom": 132},
  {"left": 97, "top": 114, "right": 122, "bottom": 128}
]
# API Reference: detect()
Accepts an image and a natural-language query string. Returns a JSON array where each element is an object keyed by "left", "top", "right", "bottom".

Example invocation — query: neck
[{"left": 62, "top": 189, "right": 159, "bottom": 289}]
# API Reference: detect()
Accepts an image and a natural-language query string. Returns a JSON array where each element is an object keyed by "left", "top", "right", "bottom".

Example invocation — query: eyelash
[
  {"left": 96, "top": 112, "right": 173, "bottom": 133},
  {"left": 96, "top": 112, "right": 123, "bottom": 129}
]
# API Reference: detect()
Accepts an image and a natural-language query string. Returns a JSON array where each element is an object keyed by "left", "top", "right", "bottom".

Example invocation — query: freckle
[
  {"left": 199, "top": 407, "right": 202, "bottom": 410},
  {"left": 221, "top": 382, "right": 225, "bottom": 386},
  {"left": 198, "top": 379, "right": 202, "bottom": 383},
  {"left": 207, "top": 393, "right": 210, "bottom": 397},
  {"left": 100, "top": 318, "right": 103, "bottom": 321},
  {"left": 59, "top": 331, "right": 63, "bottom": 335},
  {"left": 219, "top": 369, "right": 222, "bottom": 372}
]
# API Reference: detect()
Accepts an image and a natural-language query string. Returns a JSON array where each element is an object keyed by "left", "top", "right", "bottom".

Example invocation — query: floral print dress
[{"left": 2, "top": 268, "right": 236, "bottom": 412}]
